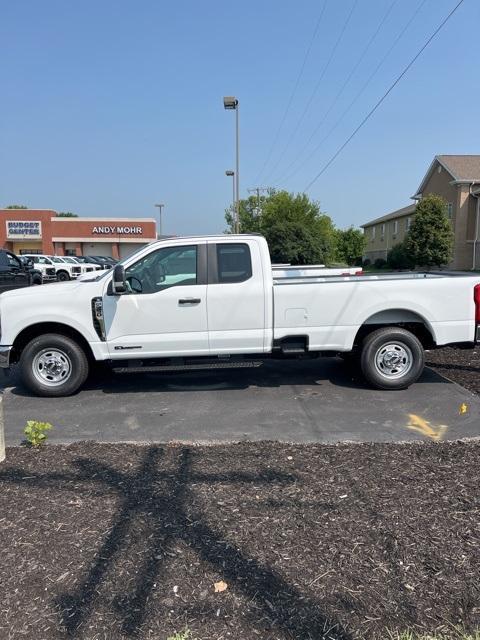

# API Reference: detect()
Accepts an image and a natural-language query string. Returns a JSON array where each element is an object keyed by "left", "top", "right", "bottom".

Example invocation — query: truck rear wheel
[
  {"left": 360, "top": 327, "right": 424, "bottom": 390},
  {"left": 19, "top": 334, "right": 89, "bottom": 397}
]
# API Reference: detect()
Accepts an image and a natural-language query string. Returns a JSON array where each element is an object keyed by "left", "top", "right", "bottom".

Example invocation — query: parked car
[
  {"left": 49, "top": 256, "right": 82, "bottom": 280},
  {"left": 1, "top": 234, "right": 479, "bottom": 397},
  {"left": 18, "top": 256, "right": 43, "bottom": 285},
  {"left": 0, "top": 250, "right": 38, "bottom": 293},
  {"left": 20, "top": 254, "right": 57, "bottom": 282},
  {"left": 85, "top": 256, "right": 114, "bottom": 269},
  {"left": 70, "top": 256, "right": 102, "bottom": 272}
]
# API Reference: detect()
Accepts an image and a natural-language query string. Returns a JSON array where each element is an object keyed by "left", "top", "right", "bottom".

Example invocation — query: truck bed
[{"left": 272, "top": 270, "right": 478, "bottom": 351}]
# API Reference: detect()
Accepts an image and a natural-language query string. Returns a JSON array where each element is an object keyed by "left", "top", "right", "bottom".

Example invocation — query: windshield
[
  {"left": 28, "top": 256, "right": 52, "bottom": 265},
  {"left": 62, "top": 257, "right": 77, "bottom": 263},
  {"left": 50, "top": 257, "right": 65, "bottom": 263}
]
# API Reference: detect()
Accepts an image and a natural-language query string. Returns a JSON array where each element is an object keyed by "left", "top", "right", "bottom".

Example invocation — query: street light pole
[
  {"left": 225, "top": 170, "right": 235, "bottom": 224},
  {"left": 154, "top": 203, "right": 164, "bottom": 238},
  {"left": 235, "top": 105, "right": 239, "bottom": 234},
  {"left": 223, "top": 96, "right": 240, "bottom": 234}
]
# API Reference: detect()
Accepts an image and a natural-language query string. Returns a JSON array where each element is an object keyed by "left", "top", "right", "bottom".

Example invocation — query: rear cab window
[{"left": 216, "top": 243, "right": 252, "bottom": 283}]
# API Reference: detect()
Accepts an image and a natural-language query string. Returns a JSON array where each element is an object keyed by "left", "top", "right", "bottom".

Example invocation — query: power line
[
  {"left": 263, "top": 0, "right": 358, "bottom": 184},
  {"left": 272, "top": 0, "right": 398, "bottom": 185},
  {"left": 278, "top": 0, "right": 429, "bottom": 186},
  {"left": 253, "top": 0, "right": 328, "bottom": 184},
  {"left": 304, "top": 0, "right": 466, "bottom": 192}
]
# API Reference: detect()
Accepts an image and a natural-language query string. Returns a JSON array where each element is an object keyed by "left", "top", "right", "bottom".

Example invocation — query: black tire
[
  {"left": 32, "top": 275, "right": 42, "bottom": 285},
  {"left": 19, "top": 333, "right": 89, "bottom": 397},
  {"left": 360, "top": 327, "right": 425, "bottom": 390},
  {"left": 57, "top": 270, "right": 70, "bottom": 282}
]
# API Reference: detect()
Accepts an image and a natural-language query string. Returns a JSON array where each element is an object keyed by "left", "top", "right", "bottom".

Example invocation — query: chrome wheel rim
[
  {"left": 32, "top": 349, "right": 72, "bottom": 387},
  {"left": 374, "top": 342, "right": 413, "bottom": 380}
]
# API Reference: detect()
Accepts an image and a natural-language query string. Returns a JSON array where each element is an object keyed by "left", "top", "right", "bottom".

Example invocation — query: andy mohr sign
[{"left": 92, "top": 226, "right": 143, "bottom": 235}]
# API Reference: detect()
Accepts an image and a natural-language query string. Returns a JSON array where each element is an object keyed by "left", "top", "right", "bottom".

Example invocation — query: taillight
[{"left": 474, "top": 284, "right": 480, "bottom": 323}]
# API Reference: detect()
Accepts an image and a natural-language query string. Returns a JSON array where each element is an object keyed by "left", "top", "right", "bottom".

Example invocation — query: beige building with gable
[{"left": 362, "top": 155, "right": 480, "bottom": 269}]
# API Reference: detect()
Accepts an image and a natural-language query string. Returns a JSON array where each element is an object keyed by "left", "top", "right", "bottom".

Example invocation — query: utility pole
[{"left": 248, "top": 186, "right": 269, "bottom": 216}]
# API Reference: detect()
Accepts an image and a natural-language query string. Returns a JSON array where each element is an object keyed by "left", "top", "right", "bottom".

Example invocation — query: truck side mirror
[
  {"left": 112, "top": 264, "right": 127, "bottom": 294},
  {"left": 24, "top": 257, "right": 34, "bottom": 269}
]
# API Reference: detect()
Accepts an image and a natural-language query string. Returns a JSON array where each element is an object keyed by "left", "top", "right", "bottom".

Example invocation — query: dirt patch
[
  {"left": 1, "top": 440, "right": 479, "bottom": 640},
  {"left": 426, "top": 347, "right": 480, "bottom": 396}
]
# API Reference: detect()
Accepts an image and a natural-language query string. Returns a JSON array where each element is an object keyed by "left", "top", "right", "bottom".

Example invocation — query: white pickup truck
[{"left": 0, "top": 234, "right": 479, "bottom": 397}]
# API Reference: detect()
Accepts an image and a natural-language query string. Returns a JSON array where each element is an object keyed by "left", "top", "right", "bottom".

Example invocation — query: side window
[
  {"left": 217, "top": 243, "right": 252, "bottom": 283},
  {"left": 6, "top": 253, "right": 21, "bottom": 268},
  {"left": 125, "top": 245, "right": 197, "bottom": 294}
]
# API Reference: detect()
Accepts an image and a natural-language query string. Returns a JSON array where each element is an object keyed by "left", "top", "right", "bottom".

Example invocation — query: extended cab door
[
  {"left": 207, "top": 240, "right": 267, "bottom": 353},
  {"left": 102, "top": 242, "right": 209, "bottom": 358}
]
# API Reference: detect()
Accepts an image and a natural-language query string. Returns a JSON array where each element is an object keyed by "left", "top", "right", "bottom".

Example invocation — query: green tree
[
  {"left": 56, "top": 211, "right": 78, "bottom": 217},
  {"left": 5, "top": 204, "right": 27, "bottom": 209},
  {"left": 225, "top": 190, "right": 337, "bottom": 265},
  {"left": 335, "top": 227, "right": 366, "bottom": 266},
  {"left": 404, "top": 194, "right": 454, "bottom": 268}
]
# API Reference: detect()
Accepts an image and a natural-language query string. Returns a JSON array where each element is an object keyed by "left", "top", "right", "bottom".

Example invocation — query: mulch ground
[
  {"left": 426, "top": 346, "right": 480, "bottom": 396},
  {"left": 1, "top": 440, "right": 479, "bottom": 640}
]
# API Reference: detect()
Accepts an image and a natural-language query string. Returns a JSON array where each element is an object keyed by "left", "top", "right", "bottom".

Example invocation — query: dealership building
[{"left": 0, "top": 209, "right": 157, "bottom": 259}]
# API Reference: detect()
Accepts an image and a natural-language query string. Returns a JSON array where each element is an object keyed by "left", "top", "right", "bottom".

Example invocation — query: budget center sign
[{"left": 6, "top": 220, "right": 42, "bottom": 238}]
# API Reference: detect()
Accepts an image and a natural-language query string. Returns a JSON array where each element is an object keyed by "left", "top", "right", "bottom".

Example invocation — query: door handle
[{"left": 178, "top": 297, "right": 201, "bottom": 305}]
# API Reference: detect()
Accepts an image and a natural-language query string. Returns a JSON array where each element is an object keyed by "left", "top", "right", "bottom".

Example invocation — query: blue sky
[{"left": 1, "top": 0, "right": 478, "bottom": 235}]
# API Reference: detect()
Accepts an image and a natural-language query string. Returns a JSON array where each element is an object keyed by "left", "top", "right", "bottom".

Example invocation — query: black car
[
  {"left": 86, "top": 255, "right": 113, "bottom": 269},
  {"left": 0, "top": 251, "right": 39, "bottom": 293}
]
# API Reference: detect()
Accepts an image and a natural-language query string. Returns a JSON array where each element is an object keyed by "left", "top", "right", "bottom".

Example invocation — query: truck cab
[{"left": 0, "top": 250, "right": 32, "bottom": 292}]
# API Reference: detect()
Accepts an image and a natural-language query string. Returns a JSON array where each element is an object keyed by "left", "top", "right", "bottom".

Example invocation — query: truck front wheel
[
  {"left": 19, "top": 334, "right": 89, "bottom": 397},
  {"left": 57, "top": 270, "right": 70, "bottom": 281},
  {"left": 360, "top": 327, "right": 425, "bottom": 390}
]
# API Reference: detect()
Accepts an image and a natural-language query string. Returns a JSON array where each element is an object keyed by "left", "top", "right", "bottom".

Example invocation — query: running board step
[{"left": 112, "top": 361, "right": 263, "bottom": 374}]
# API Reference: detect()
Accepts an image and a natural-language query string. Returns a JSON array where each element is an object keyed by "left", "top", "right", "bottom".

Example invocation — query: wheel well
[
  {"left": 11, "top": 323, "right": 94, "bottom": 364},
  {"left": 353, "top": 311, "right": 435, "bottom": 351}
]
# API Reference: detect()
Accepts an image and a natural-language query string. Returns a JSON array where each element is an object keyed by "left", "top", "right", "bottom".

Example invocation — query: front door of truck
[{"left": 103, "top": 243, "right": 209, "bottom": 358}]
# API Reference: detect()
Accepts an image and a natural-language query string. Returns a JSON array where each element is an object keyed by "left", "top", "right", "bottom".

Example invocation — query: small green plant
[
  {"left": 24, "top": 420, "right": 53, "bottom": 447},
  {"left": 166, "top": 629, "right": 192, "bottom": 640}
]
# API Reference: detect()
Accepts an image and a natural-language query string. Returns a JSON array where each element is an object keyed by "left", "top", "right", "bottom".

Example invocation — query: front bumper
[{"left": 0, "top": 346, "right": 12, "bottom": 368}]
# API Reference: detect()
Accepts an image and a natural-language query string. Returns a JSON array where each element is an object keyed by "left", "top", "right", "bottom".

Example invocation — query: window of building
[
  {"left": 216, "top": 243, "right": 252, "bottom": 283},
  {"left": 447, "top": 203, "right": 453, "bottom": 219},
  {"left": 393, "top": 220, "right": 398, "bottom": 235},
  {"left": 406, "top": 217, "right": 412, "bottom": 231},
  {"left": 371, "top": 226, "right": 376, "bottom": 240},
  {"left": 381, "top": 223, "right": 385, "bottom": 238},
  {"left": 125, "top": 245, "right": 197, "bottom": 294}
]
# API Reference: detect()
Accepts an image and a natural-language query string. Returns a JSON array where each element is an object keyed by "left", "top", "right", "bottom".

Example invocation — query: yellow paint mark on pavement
[
  {"left": 459, "top": 402, "right": 469, "bottom": 415},
  {"left": 407, "top": 414, "right": 448, "bottom": 441}
]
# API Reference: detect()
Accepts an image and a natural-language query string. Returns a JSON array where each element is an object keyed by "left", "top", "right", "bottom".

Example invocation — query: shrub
[
  {"left": 24, "top": 420, "right": 53, "bottom": 447},
  {"left": 387, "top": 242, "right": 416, "bottom": 270},
  {"left": 362, "top": 258, "right": 371, "bottom": 267},
  {"left": 374, "top": 258, "right": 387, "bottom": 269}
]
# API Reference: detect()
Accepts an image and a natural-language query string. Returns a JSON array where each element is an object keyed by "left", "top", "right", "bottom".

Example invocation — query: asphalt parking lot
[{"left": 2, "top": 357, "right": 479, "bottom": 446}]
